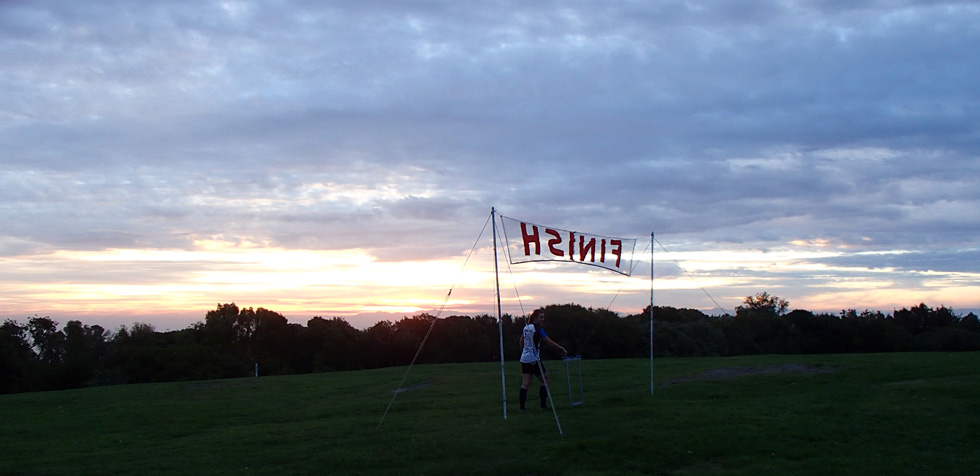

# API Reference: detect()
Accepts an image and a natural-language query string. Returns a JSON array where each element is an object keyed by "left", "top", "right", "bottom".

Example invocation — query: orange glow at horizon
[{"left": 2, "top": 240, "right": 978, "bottom": 329}]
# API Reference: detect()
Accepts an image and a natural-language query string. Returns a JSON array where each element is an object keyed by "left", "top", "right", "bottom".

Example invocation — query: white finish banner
[{"left": 500, "top": 215, "right": 636, "bottom": 276}]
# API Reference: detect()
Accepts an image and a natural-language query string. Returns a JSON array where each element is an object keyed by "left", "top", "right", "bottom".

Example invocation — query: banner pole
[
  {"left": 492, "top": 208, "right": 508, "bottom": 419},
  {"left": 650, "top": 231, "right": 655, "bottom": 395}
]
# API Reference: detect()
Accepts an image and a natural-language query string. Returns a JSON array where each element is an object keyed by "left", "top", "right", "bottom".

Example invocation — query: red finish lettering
[
  {"left": 610, "top": 239, "right": 623, "bottom": 268},
  {"left": 568, "top": 232, "right": 575, "bottom": 260},
  {"left": 546, "top": 228, "right": 564, "bottom": 257},
  {"left": 520, "top": 222, "right": 541, "bottom": 256},
  {"left": 579, "top": 236, "right": 596, "bottom": 262}
]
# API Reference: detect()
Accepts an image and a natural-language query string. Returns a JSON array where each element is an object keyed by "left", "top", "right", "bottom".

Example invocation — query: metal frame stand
[{"left": 563, "top": 355, "right": 584, "bottom": 407}]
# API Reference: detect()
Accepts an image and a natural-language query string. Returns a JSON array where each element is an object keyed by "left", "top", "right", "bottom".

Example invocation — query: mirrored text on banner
[{"left": 500, "top": 215, "right": 636, "bottom": 276}]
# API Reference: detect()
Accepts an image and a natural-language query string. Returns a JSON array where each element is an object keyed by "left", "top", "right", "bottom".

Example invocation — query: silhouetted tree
[
  {"left": 27, "top": 316, "right": 64, "bottom": 365},
  {"left": 364, "top": 320, "right": 397, "bottom": 368},
  {"left": 959, "top": 313, "right": 980, "bottom": 332},
  {"left": 651, "top": 306, "right": 711, "bottom": 323},
  {"left": 26, "top": 317, "right": 65, "bottom": 390},
  {"left": 893, "top": 303, "right": 930, "bottom": 335},
  {"left": 105, "top": 322, "right": 162, "bottom": 383},
  {"left": 736, "top": 292, "right": 789, "bottom": 318},
  {"left": 60, "top": 320, "right": 108, "bottom": 388},
  {"left": 250, "top": 308, "right": 292, "bottom": 374},
  {"left": 427, "top": 315, "right": 495, "bottom": 363},
  {"left": 392, "top": 314, "right": 437, "bottom": 364},
  {"left": 0, "top": 320, "right": 36, "bottom": 393},
  {"left": 203, "top": 303, "right": 241, "bottom": 352},
  {"left": 4, "top": 295, "right": 979, "bottom": 395},
  {"left": 308, "top": 317, "right": 364, "bottom": 371}
]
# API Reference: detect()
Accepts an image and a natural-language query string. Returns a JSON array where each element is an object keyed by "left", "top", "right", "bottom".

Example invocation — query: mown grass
[{"left": 1, "top": 352, "right": 977, "bottom": 475}]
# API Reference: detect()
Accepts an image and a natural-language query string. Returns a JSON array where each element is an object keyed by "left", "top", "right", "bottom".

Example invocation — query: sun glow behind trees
[
  {"left": 1, "top": 237, "right": 978, "bottom": 330},
  {"left": 2, "top": 242, "right": 490, "bottom": 323}
]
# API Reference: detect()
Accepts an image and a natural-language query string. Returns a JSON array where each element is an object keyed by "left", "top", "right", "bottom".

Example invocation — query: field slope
[{"left": 1, "top": 352, "right": 977, "bottom": 475}]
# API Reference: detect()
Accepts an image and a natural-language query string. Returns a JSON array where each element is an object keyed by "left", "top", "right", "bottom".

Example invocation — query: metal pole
[
  {"left": 650, "top": 232, "right": 655, "bottom": 395},
  {"left": 492, "top": 208, "right": 508, "bottom": 419},
  {"left": 537, "top": 357, "right": 563, "bottom": 435}
]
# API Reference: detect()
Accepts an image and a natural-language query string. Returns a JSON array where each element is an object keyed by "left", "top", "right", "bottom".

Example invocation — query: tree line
[{"left": 2, "top": 294, "right": 979, "bottom": 394}]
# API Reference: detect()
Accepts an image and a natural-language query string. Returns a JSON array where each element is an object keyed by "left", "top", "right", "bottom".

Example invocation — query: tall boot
[
  {"left": 519, "top": 388, "right": 528, "bottom": 410},
  {"left": 539, "top": 385, "right": 548, "bottom": 409}
]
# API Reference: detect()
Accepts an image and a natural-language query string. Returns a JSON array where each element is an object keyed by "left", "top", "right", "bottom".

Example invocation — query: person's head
[{"left": 528, "top": 309, "right": 546, "bottom": 325}]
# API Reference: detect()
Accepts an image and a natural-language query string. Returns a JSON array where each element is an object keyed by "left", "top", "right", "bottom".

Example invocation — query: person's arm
[{"left": 542, "top": 336, "right": 567, "bottom": 356}]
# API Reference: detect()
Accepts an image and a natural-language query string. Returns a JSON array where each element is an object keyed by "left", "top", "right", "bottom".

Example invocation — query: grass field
[{"left": 1, "top": 352, "right": 978, "bottom": 475}]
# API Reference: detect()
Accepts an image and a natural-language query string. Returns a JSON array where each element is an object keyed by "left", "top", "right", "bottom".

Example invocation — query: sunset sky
[{"left": 2, "top": 0, "right": 978, "bottom": 331}]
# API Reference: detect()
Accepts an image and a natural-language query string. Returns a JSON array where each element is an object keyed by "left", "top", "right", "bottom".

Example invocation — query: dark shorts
[{"left": 521, "top": 361, "right": 546, "bottom": 376}]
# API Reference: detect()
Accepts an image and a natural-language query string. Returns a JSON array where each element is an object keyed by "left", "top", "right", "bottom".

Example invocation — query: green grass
[{"left": 2, "top": 352, "right": 978, "bottom": 475}]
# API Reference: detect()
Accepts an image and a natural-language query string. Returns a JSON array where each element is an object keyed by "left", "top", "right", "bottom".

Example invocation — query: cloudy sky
[{"left": 2, "top": 0, "right": 978, "bottom": 330}]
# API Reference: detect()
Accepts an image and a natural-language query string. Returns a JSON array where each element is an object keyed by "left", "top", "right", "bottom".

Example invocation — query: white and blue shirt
[{"left": 520, "top": 323, "right": 546, "bottom": 363}]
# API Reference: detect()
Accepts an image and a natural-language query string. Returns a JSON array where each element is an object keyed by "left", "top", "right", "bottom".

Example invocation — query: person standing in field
[{"left": 519, "top": 309, "right": 567, "bottom": 410}]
